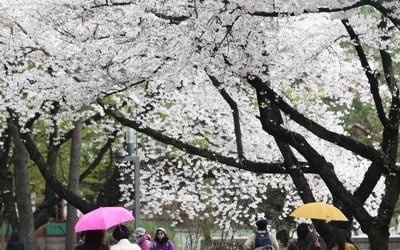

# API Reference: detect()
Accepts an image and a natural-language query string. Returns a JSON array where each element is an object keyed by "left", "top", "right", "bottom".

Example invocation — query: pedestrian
[
  {"left": 243, "top": 218, "right": 280, "bottom": 250},
  {"left": 134, "top": 227, "right": 152, "bottom": 250},
  {"left": 76, "top": 232, "right": 85, "bottom": 246},
  {"left": 75, "top": 230, "right": 109, "bottom": 250},
  {"left": 327, "top": 228, "right": 358, "bottom": 250},
  {"left": 276, "top": 229, "right": 289, "bottom": 250},
  {"left": 110, "top": 224, "right": 141, "bottom": 250},
  {"left": 6, "top": 231, "right": 24, "bottom": 250},
  {"left": 153, "top": 227, "right": 176, "bottom": 250},
  {"left": 288, "top": 223, "right": 320, "bottom": 250}
]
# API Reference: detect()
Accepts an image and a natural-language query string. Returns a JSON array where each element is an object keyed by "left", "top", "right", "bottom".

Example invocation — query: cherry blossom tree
[{"left": 1, "top": 0, "right": 399, "bottom": 249}]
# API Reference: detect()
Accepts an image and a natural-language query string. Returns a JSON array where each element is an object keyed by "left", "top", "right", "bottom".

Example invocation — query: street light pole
[{"left": 125, "top": 127, "right": 140, "bottom": 229}]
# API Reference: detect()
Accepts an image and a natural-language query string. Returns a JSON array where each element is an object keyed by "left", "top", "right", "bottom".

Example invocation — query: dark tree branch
[
  {"left": 80, "top": 130, "right": 118, "bottom": 181},
  {"left": 247, "top": 75, "right": 373, "bottom": 232},
  {"left": 42, "top": 103, "right": 62, "bottom": 217},
  {"left": 343, "top": 21, "right": 400, "bottom": 231},
  {"left": 212, "top": 15, "right": 241, "bottom": 53},
  {"left": 374, "top": 29, "right": 400, "bottom": 233},
  {"left": 376, "top": 174, "right": 400, "bottom": 236},
  {"left": 249, "top": 1, "right": 369, "bottom": 17},
  {"left": 368, "top": 1, "right": 400, "bottom": 30},
  {"left": 24, "top": 101, "right": 60, "bottom": 129},
  {"left": 91, "top": 1, "right": 134, "bottom": 8},
  {"left": 260, "top": 80, "right": 383, "bottom": 163},
  {"left": 99, "top": 79, "right": 146, "bottom": 99},
  {"left": 265, "top": 85, "right": 316, "bottom": 203},
  {"left": 249, "top": 0, "right": 400, "bottom": 30},
  {"left": 7, "top": 109, "right": 63, "bottom": 228},
  {"left": 22, "top": 133, "right": 94, "bottom": 213},
  {"left": 151, "top": 11, "right": 191, "bottom": 25},
  {"left": 91, "top": 1, "right": 191, "bottom": 24},
  {"left": 353, "top": 162, "right": 383, "bottom": 202},
  {"left": 23, "top": 46, "right": 51, "bottom": 57},
  {"left": 342, "top": 19, "right": 391, "bottom": 130},
  {"left": 379, "top": 47, "right": 400, "bottom": 133},
  {"left": 34, "top": 195, "right": 60, "bottom": 229},
  {"left": 256, "top": 66, "right": 316, "bottom": 204},
  {"left": 380, "top": 49, "right": 398, "bottom": 98},
  {"left": 31, "top": 113, "right": 117, "bottom": 226},
  {"left": 0, "top": 127, "right": 18, "bottom": 228},
  {"left": 101, "top": 102, "right": 312, "bottom": 174},
  {"left": 8, "top": 120, "right": 37, "bottom": 247},
  {"left": 206, "top": 72, "right": 244, "bottom": 160},
  {"left": 275, "top": 139, "right": 316, "bottom": 203},
  {"left": 59, "top": 112, "right": 104, "bottom": 145}
]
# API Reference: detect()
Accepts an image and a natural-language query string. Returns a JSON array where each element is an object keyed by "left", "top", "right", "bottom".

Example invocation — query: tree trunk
[
  {"left": 369, "top": 225, "right": 389, "bottom": 250},
  {"left": 0, "top": 131, "right": 17, "bottom": 249},
  {"left": 9, "top": 122, "right": 38, "bottom": 250},
  {"left": 0, "top": 130, "right": 18, "bottom": 224},
  {"left": 65, "top": 118, "right": 82, "bottom": 250}
]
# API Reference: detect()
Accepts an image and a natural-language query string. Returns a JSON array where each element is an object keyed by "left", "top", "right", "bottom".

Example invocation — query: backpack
[{"left": 254, "top": 231, "right": 273, "bottom": 250}]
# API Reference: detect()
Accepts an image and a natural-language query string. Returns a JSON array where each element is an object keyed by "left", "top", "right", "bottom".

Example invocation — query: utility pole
[{"left": 125, "top": 127, "right": 141, "bottom": 229}]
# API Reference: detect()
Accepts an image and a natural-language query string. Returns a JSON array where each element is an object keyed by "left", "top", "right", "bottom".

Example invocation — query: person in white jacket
[{"left": 110, "top": 224, "right": 141, "bottom": 250}]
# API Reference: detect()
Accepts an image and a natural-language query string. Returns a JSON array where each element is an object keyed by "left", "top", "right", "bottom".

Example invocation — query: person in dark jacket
[
  {"left": 7, "top": 231, "right": 24, "bottom": 250},
  {"left": 288, "top": 223, "right": 320, "bottom": 250},
  {"left": 276, "top": 229, "right": 289, "bottom": 250},
  {"left": 327, "top": 228, "right": 358, "bottom": 250},
  {"left": 75, "top": 230, "right": 109, "bottom": 250}
]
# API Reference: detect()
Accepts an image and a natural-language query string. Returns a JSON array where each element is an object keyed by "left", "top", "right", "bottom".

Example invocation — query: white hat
[
  {"left": 134, "top": 227, "right": 146, "bottom": 236},
  {"left": 156, "top": 227, "right": 167, "bottom": 234}
]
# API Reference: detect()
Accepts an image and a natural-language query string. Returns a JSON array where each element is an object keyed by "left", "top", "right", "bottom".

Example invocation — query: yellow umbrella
[{"left": 289, "top": 201, "right": 348, "bottom": 221}]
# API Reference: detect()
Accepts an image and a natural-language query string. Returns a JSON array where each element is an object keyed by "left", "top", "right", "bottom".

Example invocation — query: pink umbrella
[{"left": 75, "top": 206, "right": 134, "bottom": 232}]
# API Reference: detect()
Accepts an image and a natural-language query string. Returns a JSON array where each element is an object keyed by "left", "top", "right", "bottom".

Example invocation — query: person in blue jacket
[{"left": 7, "top": 231, "right": 24, "bottom": 250}]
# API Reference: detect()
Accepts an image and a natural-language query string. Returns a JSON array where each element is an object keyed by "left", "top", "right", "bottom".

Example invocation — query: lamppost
[{"left": 125, "top": 127, "right": 141, "bottom": 229}]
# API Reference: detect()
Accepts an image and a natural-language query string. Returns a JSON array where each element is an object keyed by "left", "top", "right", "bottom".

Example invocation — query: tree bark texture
[
  {"left": 65, "top": 118, "right": 82, "bottom": 250},
  {"left": 0, "top": 130, "right": 18, "bottom": 227},
  {"left": 9, "top": 122, "right": 38, "bottom": 250}
]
